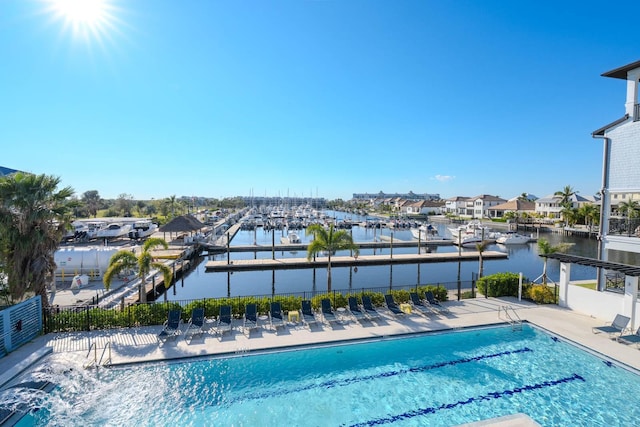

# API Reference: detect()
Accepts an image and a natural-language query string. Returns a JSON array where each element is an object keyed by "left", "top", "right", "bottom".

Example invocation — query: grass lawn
[{"left": 572, "top": 282, "right": 596, "bottom": 290}]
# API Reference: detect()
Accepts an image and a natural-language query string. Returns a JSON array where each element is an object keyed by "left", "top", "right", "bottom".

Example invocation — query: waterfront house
[
  {"left": 401, "top": 200, "right": 445, "bottom": 215},
  {"left": 534, "top": 193, "right": 599, "bottom": 222},
  {"left": 468, "top": 194, "right": 506, "bottom": 218},
  {"left": 444, "top": 196, "right": 469, "bottom": 216},
  {"left": 487, "top": 199, "right": 536, "bottom": 219}
]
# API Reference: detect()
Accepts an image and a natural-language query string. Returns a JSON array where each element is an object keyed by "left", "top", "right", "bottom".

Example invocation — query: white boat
[
  {"left": 410, "top": 224, "right": 438, "bottom": 241},
  {"left": 86, "top": 221, "right": 107, "bottom": 240},
  {"left": 496, "top": 231, "right": 530, "bottom": 245},
  {"left": 453, "top": 232, "right": 485, "bottom": 248},
  {"left": 96, "top": 222, "right": 132, "bottom": 240},
  {"left": 449, "top": 220, "right": 497, "bottom": 245},
  {"left": 280, "top": 232, "right": 302, "bottom": 244},
  {"left": 63, "top": 221, "right": 89, "bottom": 240},
  {"left": 129, "top": 219, "right": 158, "bottom": 239}
]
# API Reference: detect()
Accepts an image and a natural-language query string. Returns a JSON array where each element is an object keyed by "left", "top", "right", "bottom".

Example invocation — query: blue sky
[{"left": 1, "top": 0, "right": 637, "bottom": 201}]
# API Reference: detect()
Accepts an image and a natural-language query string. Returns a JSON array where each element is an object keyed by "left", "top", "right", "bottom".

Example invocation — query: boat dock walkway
[
  {"left": 204, "top": 251, "right": 507, "bottom": 272},
  {"left": 207, "top": 239, "right": 453, "bottom": 253}
]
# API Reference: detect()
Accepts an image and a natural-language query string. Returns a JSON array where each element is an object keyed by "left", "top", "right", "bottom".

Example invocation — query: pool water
[{"left": 6, "top": 325, "right": 640, "bottom": 426}]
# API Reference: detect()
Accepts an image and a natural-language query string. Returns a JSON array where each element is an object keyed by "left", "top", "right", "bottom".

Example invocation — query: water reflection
[{"left": 171, "top": 214, "right": 605, "bottom": 300}]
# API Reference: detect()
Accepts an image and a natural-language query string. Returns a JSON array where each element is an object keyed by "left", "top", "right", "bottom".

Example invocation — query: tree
[
  {"left": 81, "top": 190, "right": 102, "bottom": 217},
  {"left": 103, "top": 237, "right": 172, "bottom": 303},
  {"left": 306, "top": 224, "right": 359, "bottom": 292},
  {"left": 537, "top": 238, "right": 573, "bottom": 285},
  {"left": 165, "top": 195, "right": 180, "bottom": 218},
  {"left": 577, "top": 203, "right": 599, "bottom": 230},
  {"left": 115, "top": 193, "right": 133, "bottom": 216},
  {"left": 0, "top": 173, "right": 76, "bottom": 307},
  {"left": 474, "top": 240, "right": 490, "bottom": 281},
  {"left": 560, "top": 206, "right": 578, "bottom": 227},
  {"left": 617, "top": 200, "right": 639, "bottom": 218},
  {"left": 554, "top": 185, "right": 576, "bottom": 208}
]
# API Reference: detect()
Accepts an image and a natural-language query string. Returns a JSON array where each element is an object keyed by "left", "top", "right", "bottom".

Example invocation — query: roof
[
  {"left": 592, "top": 114, "right": 629, "bottom": 136},
  {"left": 601, "top": 59, "right": 640, "bottom": 80},
  {"left": 0, "top": 166, "right": 20, "bottom": 177},
  {"left": 158, "top": 215, "right": 205, "bottom": 232},
  {"left": 489, "top": 200, "right": 536, "bottom": 211},
  {"left": 469, "top": 194, "right": 506, "bottom": 202},
  {"left": 544, "top": 253, "right": 640, "bottom": 277},
  {"left": 536, "top": 194, "right": 598, "bottom": 204}
]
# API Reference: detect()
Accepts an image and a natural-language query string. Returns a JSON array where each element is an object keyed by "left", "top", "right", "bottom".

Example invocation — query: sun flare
[
  {"left": 51, "top": 0, "right": 107, "bottom": 26},
  {"left": 44, "top": 0, "right": 120, "bottom": 43}
]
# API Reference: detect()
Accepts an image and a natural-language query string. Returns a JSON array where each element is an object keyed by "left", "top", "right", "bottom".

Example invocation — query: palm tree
[
  {"left": 475, "top": 240, "right": 490, "bottom": 280},
  {"left": 306, "top": 223, "right": 359, "bottom": 292},
  {"left": 577, "top": 203, "right": 599, "bottom": 231},
  {"left": 0, "top": 173, "right": 76, "bottom": 307},
  {"left": 560, "top": 206, "right": 578, "bottom": 227},
  {"left": 103, "top": 237, "right": 172, "bottom": 303},
  {"left": 537, "top": 238, "right": 573, "bottom": 285},
  {"left": 617, "top": 200, "right": 639, "bottom": 235},
  {"left": 617, "top": 200, "right": 639, "bottom": 218},
  {"left": 554, "top": 185, "right": 576, "bottom": 208}
]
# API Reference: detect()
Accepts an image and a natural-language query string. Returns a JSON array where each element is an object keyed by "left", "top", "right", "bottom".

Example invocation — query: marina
[{"left": 48, "top": 210, "right": 608, "bottom": 305}]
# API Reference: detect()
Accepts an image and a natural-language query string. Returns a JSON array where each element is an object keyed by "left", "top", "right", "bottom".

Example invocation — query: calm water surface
[{"left": 168, "top": 211, "right": 604, "bottom": 300}]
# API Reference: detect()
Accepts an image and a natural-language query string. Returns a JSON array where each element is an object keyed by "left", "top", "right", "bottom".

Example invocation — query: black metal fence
[
  {"left": 608, "top": 217, "right": 640, "bottom": 237},
  {"left": 43, "top": 280, "right": 477, "bottom": 333}
]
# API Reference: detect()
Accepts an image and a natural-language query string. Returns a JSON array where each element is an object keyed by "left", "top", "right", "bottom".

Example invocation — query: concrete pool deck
[{"left": 2, "top": 297, "right": 640, "bottom": 384}]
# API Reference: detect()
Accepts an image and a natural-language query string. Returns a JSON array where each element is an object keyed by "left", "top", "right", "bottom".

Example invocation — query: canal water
[{"left": 165, "top": 211, "right": 609, "bottom": 300}]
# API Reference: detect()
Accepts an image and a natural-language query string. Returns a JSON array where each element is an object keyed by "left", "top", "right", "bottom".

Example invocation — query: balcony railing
[{"left": 608, "top": 217, "right": 640, "bottom": 237}]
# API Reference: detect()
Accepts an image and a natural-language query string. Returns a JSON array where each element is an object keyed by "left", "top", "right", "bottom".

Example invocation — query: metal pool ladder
[
  {"left": 499, "top": 305, "right": 522, "bottom": 331},
  {"left": 84, "top": 341, "right": 112, "bottom": 369}
]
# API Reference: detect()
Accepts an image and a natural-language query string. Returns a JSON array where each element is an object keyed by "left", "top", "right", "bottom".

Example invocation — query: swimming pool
[{"left": 5, "top": 324, "right": 640, "bottom": 426}]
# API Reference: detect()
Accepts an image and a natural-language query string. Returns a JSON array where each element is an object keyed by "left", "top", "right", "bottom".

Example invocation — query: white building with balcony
[
  {"left": 556, "top": 59, "right": 640, "bottom": 330},
  {"left": 593, "top": 59, "right": 640, "bottom": 264}
]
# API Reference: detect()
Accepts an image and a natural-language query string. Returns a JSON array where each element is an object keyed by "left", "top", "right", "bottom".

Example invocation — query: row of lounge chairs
[
  {"left": 157, "top": 292, "right": 450, "bottom": 343},
  {"left": 592, "top": 313, "right": 640, "bottom": 348}
]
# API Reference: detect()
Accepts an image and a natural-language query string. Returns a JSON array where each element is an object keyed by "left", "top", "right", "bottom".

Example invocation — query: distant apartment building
[{"left": 352, "top": 191, "right": 440, "bottom": 201}]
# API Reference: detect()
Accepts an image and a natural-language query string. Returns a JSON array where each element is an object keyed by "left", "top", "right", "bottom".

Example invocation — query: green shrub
[
  {"left": 476, "top": 272, "right": 521, "bottom": 297},
  {"left": 525, "top": 284, "right": 556, "bottom": 304},
  {"left": 416, "top": 285, "right": 448, "bottom": 301}
]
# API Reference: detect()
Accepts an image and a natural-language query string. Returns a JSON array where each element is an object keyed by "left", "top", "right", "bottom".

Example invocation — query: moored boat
[
  {"left": 496, "top": 231, "right": 530, "bottom": 245},
  {"left": 410, "top": 224, "right": 439, "bottom": 241}
]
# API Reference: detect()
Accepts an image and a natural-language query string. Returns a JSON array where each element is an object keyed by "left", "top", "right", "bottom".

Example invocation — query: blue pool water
[{"left": 7, "top": 325, "right": 640, "bottom": 426}]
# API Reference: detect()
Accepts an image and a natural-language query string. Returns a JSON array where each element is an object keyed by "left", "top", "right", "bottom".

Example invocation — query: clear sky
[{"left": 1, "top": 0, "right": 637, "bottom": 201}]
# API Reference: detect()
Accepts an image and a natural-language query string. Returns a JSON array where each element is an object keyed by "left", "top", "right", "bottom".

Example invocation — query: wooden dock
[{"left": 204, "top": 251, "right": 507, "bottom": 272}]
